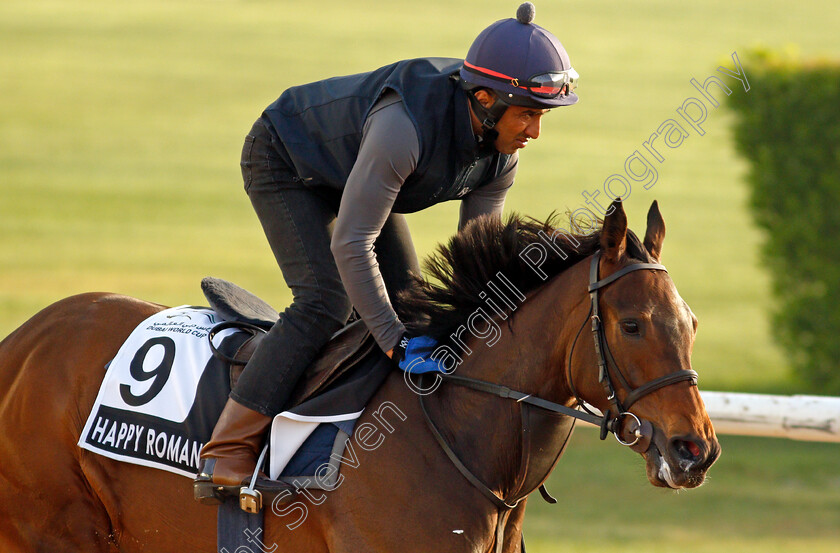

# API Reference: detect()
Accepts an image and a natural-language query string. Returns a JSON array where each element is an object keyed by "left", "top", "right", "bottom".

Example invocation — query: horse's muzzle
[{"left": 644, "top": 429, "right": 720, "bottom": 489}]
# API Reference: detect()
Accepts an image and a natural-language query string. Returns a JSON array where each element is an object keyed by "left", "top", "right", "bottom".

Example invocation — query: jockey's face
[
  {"left": 470, "top": 89, "right": 549, "bottom": 155},
  {"left": 492, "top": 104, "right": 549, "bottom": 154}
]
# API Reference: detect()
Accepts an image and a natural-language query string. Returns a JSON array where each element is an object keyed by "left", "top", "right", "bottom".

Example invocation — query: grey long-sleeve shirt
[{"left": 330, "top": 92, "right": 518, "bottom": 352}]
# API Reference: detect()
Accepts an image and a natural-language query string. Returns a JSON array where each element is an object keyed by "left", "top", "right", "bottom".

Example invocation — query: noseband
[{"left": 418, "top": 251, "right": 698, "bottom": 517}]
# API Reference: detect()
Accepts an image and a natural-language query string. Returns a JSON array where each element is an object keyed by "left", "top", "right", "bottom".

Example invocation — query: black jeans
[{"left": 230, "top": 120, "right": 420, "bottom": 416}]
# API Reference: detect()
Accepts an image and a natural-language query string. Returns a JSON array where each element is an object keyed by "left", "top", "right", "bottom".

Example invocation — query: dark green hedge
[{"left": 727, "top": 50, "right": 840, "bottom": 394}]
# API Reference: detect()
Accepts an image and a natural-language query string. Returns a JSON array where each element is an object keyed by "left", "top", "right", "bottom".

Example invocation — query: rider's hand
[
  {"left": 384, "top": 329, "right": 409, "bottom": 360},
  {"left": 387, "top": 333, "right": 410, "bottom": 364}
]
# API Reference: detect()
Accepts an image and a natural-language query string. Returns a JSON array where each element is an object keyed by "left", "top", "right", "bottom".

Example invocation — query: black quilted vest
[{"left": 260, "top": 57, "right": 511, "bottom": 213}]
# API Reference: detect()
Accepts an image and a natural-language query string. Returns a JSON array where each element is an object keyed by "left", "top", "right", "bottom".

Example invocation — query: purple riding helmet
[{"left": 460, "top": 2, "right": 579, "bottom": 133}]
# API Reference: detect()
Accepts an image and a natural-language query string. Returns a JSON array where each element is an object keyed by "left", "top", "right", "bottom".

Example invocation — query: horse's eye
[{"left": 620, "top": 320, "right": 640, "bottom": 335}]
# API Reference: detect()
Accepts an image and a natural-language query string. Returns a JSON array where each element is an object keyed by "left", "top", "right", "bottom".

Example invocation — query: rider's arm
[
  {"left": 458, "top": 153, "right": 518, "bottom": 230},
  {"left": 331, "top": 92, "right": 419, "bottom": 354}
]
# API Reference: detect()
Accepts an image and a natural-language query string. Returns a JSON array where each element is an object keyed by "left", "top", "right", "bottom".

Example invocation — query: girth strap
[{"left": 494, "top": 509, "right": 510, "bottom": 553}]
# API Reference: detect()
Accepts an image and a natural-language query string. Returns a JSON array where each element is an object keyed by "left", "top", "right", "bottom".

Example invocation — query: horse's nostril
[
  {"left": 671, "top": 438, "right": 703, "bottom": 465},
  {"left": 685, "top": 440, "right": 701, "bottom": 458}
]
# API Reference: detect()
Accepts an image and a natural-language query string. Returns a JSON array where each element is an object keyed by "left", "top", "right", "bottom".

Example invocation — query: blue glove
[{"left": 396, "top": 335, "right": 446, "bottom": 374}]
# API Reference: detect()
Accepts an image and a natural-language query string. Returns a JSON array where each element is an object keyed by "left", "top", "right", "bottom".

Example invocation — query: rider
[{"left": 194, "top": 2, "right": 578, "bottom": 500}]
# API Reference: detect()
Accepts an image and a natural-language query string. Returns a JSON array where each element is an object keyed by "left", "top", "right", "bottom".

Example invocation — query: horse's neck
[{"left": 427, "top": 261, "right": 589, "bottom": 499}]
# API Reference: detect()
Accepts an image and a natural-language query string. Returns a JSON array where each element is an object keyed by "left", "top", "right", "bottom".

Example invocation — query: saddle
[{"left": 201, "top": 277, "right": 377, "bottom": 408}]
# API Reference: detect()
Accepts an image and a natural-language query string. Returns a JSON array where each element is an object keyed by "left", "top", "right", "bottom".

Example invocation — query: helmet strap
[{"left": 467, "top": 90, "right": 508, "bottom": 145}]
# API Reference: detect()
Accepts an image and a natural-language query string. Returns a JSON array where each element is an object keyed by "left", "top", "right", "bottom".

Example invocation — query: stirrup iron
[{"left": 239, "top": 443, "right": 269, "bottom": 514}]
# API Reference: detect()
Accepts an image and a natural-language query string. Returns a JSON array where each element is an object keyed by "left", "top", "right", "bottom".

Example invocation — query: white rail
[
  {"left": 700, "top": 391, "right": 840, "bottom": 443},
  {"left": 583, "top": 391, "right": 840, "bottom": 443}
]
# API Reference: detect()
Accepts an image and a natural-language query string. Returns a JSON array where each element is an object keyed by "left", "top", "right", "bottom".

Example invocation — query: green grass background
[{"left": 1, "top": 1, "right": 838, "bottom": 551}]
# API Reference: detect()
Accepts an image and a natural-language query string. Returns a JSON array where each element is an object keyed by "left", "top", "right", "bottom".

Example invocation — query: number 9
[{"left": 119, "top": 337, "right": 176, "bottom": 407}]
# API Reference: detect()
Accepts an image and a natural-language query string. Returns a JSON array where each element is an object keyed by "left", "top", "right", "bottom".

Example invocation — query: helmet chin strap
[{"left": 467, "top": 90, "right": 508, "bottom": 146}]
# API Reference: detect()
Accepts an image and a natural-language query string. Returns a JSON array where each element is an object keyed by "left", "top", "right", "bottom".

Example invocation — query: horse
[{"left": 0, "top": 200, "right": 719, "bottom": 552}]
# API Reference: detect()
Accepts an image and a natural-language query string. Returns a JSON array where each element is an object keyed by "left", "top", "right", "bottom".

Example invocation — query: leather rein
[{"left": 418, "top": 251, "right": 699, "bottom": 533}]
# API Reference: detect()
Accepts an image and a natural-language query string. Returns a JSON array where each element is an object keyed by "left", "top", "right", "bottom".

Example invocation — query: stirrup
[
  {"left": 193, "top": 474, "right": 285, "bottom": 508},
  {"left": 193, "top": 444, "right": 273, "bottom": 509},
  {"left": 239, "top": 444, "right": 269, "bottom": 514}
]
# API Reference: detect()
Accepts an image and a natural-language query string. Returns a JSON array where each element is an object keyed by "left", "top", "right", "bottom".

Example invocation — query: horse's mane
[{"left": 395, "top": 212, "right": 651, "bottom": 341}]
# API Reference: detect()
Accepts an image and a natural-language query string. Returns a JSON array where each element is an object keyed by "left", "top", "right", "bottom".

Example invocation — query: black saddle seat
[{"left": 201, "top": 277, "right": 377, "bottom": 409}]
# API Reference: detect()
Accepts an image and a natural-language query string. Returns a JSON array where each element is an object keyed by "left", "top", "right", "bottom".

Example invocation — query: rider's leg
[{"left": 196, "top": 121, "right": 351, "bottom": 496}]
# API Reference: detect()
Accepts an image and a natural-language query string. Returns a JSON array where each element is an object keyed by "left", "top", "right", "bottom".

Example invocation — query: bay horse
[{"left": 0, "top": 200, "right": 719, "bottom": 552}]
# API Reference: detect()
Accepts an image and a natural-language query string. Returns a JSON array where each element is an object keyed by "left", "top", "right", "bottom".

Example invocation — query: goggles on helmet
[{"left": 463, "top": 60, "right": 578, "bottom": 99}]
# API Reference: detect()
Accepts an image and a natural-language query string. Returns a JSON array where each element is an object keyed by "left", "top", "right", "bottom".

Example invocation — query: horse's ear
[
  {"left": 643, "top": 200, "right": 666, "bottom": 261},
  {"left": 600, "top": 199, "right": 627, "bottom": 262}
]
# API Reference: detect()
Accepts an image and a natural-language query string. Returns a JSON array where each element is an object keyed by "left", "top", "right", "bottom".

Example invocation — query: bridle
[
  {"left": 566, "top": 251, "right": 699, "bottom": 451},
  {"left": 417, "top": 250, "right": 699, "bottom": 546}
]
